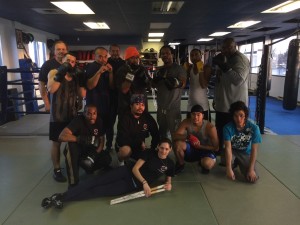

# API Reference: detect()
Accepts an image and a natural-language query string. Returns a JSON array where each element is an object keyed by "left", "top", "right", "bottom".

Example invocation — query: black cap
[
  {"left": 130, "top": 94, "right": 145, "bottom": 104},
  {"left": 191, "top": 104, "right": 204, "bottom": 113}
]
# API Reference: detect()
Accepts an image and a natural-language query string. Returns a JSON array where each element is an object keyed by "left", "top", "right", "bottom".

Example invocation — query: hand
[
  {"left": 141, "top": 142, "right": 146, "bottom": 151},
  {"left": 247, "top": 169, "right": 258, "bottom": 183},
  {"left": 97, "top": 65, "right": 108, "bottom": 74},
  {"left": 164, "top": 183, "right": 172, "bottom": 191},
  {"left": 189, "top": 134, "right": 201, "bottom": 149},
  {"left": 212, "top": 53, "right": 231, "bottom": 72},
  {"left": 164, "top": 76, "right": 183, "bottom": 90},
  {"left": 54, "top": 62, "right": 72, "bottom": 82},
  {"left": 143, "top": 182, "right": 151, "bottom": 197},
  {"left": 105, "top": 63, "right": 113, "bottom": 72},
  {"left": 226, "top": 168, "right": 235, "bottom": 181}
]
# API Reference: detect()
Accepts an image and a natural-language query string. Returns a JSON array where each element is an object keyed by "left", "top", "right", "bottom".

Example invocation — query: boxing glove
[
  {"left": 80, "top": 150, "right": 98, "bottom": 172},
  {"left": 164, "top": 76, "right": 183, "bottom": 90},
  {"left": 125, "top": 72, "right": 135, "bottom": 82},
  {"left": 54, "top": 62, "right": 72, "bottom": 82},
  {"left": 212, "top": 54, "right": 231, "bottom": 73},
  {"left": 74, "top": 67, "right": 86, "bottom": 87},
  {"left": 77, "top": 135, "right": 100, "bottom": 148},
  {"left": 152, "top": 69, "right": 164, "bottom": 84},
  {"left": 189, "top": 134, "right": 201, "bottom": 149}
]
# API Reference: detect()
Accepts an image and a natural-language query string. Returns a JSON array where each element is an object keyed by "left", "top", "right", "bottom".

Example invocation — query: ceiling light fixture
[
  {"left": 51, "top": 1, "right": 94, "bottom": 14},
  {"left": 228, "top": 21, "right": 261, "bottom": 28},
  {"left": 148, "top": 38, "right": 161, "bottom": 42},
  {"left": 168, "top": 42, "right": 180, "bottom": 45},
  {"left": 83, "top": 22, "right": 110, "bottom": 29},
  {"left": 148, "top": 33, "right": 164, "bottom": 37},
  {"left": 209, "top": 32, "right": 231, "bottom": 37},
  {"left": 262, "top": 0, "right": 300, "bottom": 13},
  {"left": 197, "top": 38, "right": 214, "bottom": 42}
]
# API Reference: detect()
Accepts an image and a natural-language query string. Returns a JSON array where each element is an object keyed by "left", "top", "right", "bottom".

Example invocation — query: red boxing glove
[{"left": 189, "top": 134, "right": 201, "bottom": 149}]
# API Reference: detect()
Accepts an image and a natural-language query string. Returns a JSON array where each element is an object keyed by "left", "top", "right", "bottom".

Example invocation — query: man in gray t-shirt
[
  {"left": 212, "top": 38, "right": 250, "bottom": 164},
  {"left": 152, "top": 46, "right": 187, "bottom": 139}
]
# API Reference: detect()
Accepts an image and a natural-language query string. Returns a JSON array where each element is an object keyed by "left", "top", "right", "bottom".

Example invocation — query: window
[
  {"left": 28, "top": 41, "right": 46, "bottom": 67},
  {"left": 271, "top": 36, "right": 296, "bottom": 76},
  {"left": 250, "top": 42, "right": 263, "bottom": 74},
  {"left": 239, "top": 44, "right": 251, "bottom": 61}
]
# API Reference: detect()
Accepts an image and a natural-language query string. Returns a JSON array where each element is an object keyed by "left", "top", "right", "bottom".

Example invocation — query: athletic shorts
[
  {"left": 49, "top": 122, "right": 70, "bottom": 141},
  {"left": 184, "top": 142, "right": 216, "bottom": 162}
]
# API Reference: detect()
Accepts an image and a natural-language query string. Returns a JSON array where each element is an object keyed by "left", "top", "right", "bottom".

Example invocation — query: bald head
[{"left": 222, "top": 38, "right": 237, "bottom": 57}]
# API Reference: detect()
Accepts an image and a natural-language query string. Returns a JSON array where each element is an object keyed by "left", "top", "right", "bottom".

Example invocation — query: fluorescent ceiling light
[
  {"left": 209, "top": 32, "right": 231, "bottom": 37},
  {"left": 148, "top": 38, "right": 161, "bottom": 42},
  {"left": 148, "top": 33, "right": 164, "bottom": 37},
  {"left": 197, "top": 38, "right": 214, "bottom": 42},
  {"left": 262, "top": 0, "right": 300, "bottom": 13},
  {"left": 51, "top": 1, "right": 94, "bottom": 14},
  {"left": 169, "top": 42, "right": 180, "bottom": 45},
  {"left": 228, "top": 21, "right": 261, "bottom": 28},
  {"left": 83, "top": 22, "right": 110, "bottom": 29},
  {"left": 152, "top": 1, "right": 184, "bottom": 14}
]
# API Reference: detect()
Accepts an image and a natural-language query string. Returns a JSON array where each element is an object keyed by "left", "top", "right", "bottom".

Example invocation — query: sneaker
[
  {"left": 51, "top": 193, "right": 64, "bottom": 209},
  {"left": 53, "top": 168, "right": 67, "bottom": 182},
  {"left": 175, "top": 163, "right": 185, "bottom": 175},
  {"left": 41, "top": 197, "right": 52, "bottom": 209}
]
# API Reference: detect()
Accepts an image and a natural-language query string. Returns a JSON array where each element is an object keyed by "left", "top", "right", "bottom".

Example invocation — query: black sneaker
[
  {"left": 41, "top": 197, "right": 52, "bottom": 209},
  {"left": 51, "top": 193, "right": 64, "bottom": 209},
  {"left": 175, "top": 163, "right": 185, "bottom": 175},
  {"left": 53, "top": 168, "right": 67, "bottom": 182}
]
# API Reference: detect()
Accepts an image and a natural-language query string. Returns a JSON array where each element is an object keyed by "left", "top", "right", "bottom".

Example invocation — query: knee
[
  {"left": 201, "top": 158, "right": 216, "bottom": 170},
  {"left": 118, "top": 146, "right": 132, "bottom": 159}
]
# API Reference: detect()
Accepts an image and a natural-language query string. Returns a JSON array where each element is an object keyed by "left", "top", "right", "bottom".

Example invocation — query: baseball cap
[
  {"left": 124, "top": 46, "right": 140, "bottom": 60},
  {"left": 191, "top": 104, "right": 204, "bottom": 113},
  {"left": 130, "top": 94, "right": 145, "bottom": 104}
]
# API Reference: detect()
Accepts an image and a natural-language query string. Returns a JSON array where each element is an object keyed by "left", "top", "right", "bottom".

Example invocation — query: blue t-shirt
[{"left": 223, "top": 120, "right": 262, "bottom": 155}]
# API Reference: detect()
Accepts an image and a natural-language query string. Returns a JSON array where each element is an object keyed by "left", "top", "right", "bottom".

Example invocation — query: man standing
[
  {"left": 59, "top": 104, "right": 112, "bottom": 187},
  {"left": 173, "top": 105, "right": 219, "bottom": 174},
  {"left": 86, "top": 47, "right": 113, "bottom": 150},
  {"left": 38, "top": 40, "right": 67, "bottom": 112},
  {"left": 152, "top": 45, "right": 187, "bottom": 139},
  {"left": 115, "top": 94, "right": 159, "bottom": 164},
  {"left": 186, "top": 49, "right": 212, "bottom": 120},
  {"left": 107, "top": 44, "right": 125, "bottom": 150},
  {"left": 47, "top": 53, "right": 86, "bottom": 182},
  {"left": 213, "top": 38, "right": 250, "bottom": 164},
  {"left": 116, "top": 46, "right": 150, "bottom": 117}
]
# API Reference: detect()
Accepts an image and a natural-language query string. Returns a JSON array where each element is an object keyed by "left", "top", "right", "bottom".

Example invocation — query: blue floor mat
[{"left": 248, "top": 96, "right": 300, "bottom": 135}]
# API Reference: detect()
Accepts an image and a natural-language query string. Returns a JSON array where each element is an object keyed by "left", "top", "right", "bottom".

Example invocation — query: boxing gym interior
[{"left": 1, "top": 1, "right": 300, "bottom": 225}]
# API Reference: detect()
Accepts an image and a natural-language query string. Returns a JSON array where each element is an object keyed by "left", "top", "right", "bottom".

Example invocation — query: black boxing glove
[
  {"left": 77, "top": 135, "right": 100, "bottom": 148},
  {"left": 74, "top": 67, "right": 87, "bottom": 87},
  {"left": 135, "top": 66, "right": 150, "bottom": 85},
  {"left": 152, "top": 69, "right": 164, "bottom": 84},
  {"left": 80, "top": 150, "right": 98, "bottom": 172},
  {"left": 212, "top": 54, "right": 231, "bottom": 73},
  {"left": 125, "top": 72, "right": 135, "bottom": 82},
  {"left": 54, "top": 62, "right": 72, "bottom": 82},
  {"left": 164, "top": 76, "right": 183, "bottom": 90}
]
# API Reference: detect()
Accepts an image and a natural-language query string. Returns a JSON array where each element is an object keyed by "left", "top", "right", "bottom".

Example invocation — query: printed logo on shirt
[
  {"left": 93, "top": 129, "right": 99, "bottom": 136},
  {"left": 158, "top": 165, "right": 168, "bottom": 173},
  {"left": 143, "top": 123, "right": 148, "bottom": 131}
]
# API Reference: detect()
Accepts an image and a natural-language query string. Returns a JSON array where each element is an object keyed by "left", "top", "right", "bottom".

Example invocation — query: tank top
[{"left": 187, "top": 120, "right": 211, "bottom": 146}]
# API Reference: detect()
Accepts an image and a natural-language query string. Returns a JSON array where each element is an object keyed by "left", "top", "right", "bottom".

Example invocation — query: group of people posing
[{"left": 39, "top": 38, "right": 262, "bottom": 209}]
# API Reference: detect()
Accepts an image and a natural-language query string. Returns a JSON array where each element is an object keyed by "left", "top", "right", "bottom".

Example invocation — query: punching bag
[{"left": 283, "top": 39, "right": 300, "bottom": 110}]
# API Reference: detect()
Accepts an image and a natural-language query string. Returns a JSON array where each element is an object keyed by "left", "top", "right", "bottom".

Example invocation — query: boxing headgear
[{"left": 124, "top": 46, "right": 140, "bottom": 60}]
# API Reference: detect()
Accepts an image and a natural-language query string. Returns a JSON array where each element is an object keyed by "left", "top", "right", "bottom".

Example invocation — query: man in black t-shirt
[{"left": 59, "top": 104, "right": 112, "bottom": 187}]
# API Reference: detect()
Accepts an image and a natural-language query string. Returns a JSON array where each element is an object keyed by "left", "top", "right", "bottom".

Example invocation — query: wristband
[{"left": 142, "top": 180, "right": 147, "bottom": 184}]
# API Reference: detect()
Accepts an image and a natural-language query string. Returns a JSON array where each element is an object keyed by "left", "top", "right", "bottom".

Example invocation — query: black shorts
[{"left": 49, "top": 122, "right": 70, "bottom": 141}]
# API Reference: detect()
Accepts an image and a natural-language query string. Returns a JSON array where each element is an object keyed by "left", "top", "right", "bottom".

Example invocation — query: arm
[
  {"left": 198, "top": 64, "right": 212, "bottom": 89},
  {"left": 58, "top": 127, "right": 77, "bottom": 142},
  {"left": 107, "top": 63, "right": 114, "bottom": 89},
  {"left": 96, "top": 135, "right": 105, "bottom": 153},
  {"left": 164, "top": 176, "right": 172, "bottom": 191},
  {"left": 132, "top": 159, "right": 152, "bottom": 197},
  {"left": 172, "top": 119, "right": 188, "bottom": 141},
  {"left": 47, "top": 69, "right": 61, "bottom": 94},
  {"left": 38, "top": 81, "right": 50, "bottom": 112},
  {"left": 224, "top": 140, "right": 235, "bottom": 181},
  {"left": 148, "top": 114, "right": 160, "bottom": 150},
  {"left": 86, "top": 65, "right": 109, "bottom": 90},
  {"left": 247, "top": 143, "right": 259, "bottom": 182},
  {"left": 226, "top": 55, "right": 249, "bottom": 86}
]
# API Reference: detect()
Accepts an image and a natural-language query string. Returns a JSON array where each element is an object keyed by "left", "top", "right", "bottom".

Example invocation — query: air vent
[
  {"left": 152, "top": 1, "right": 184, "bottom": 14},
  {"left": 283, "top": 18, "right": 300, "bottom": 23},
  {"left": 32, "top": 8, "right": 66, "bottom": 14},
  {"left": 252, "top": 27, "right": 280, "bottom": 32}
]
